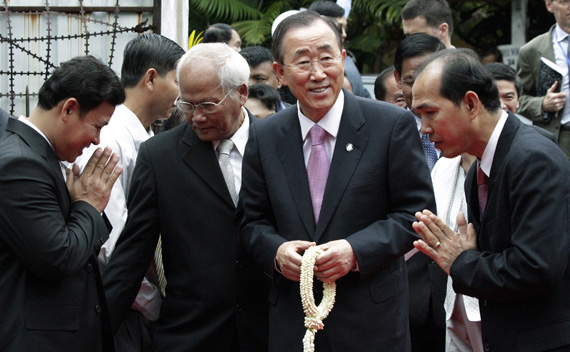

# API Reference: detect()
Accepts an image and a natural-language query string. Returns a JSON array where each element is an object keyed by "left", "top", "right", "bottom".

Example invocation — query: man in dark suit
[
  {"left": 0, "top": 107, "right": 12, "bottom": 138},
  {"left": 103, "top": 43, "right": 269, "bottom": 351},
  {"left": 0, "top": 55, "right": 125, "bottom": 351},
  {"left": 517, "top": 0, "right": 570, "bottom": 157},
  {"left": 239, "top": 11, "right": 436, "bottom": 351},
  {"left": 412, "top": 48, "right": 570, "bottom": 351}
]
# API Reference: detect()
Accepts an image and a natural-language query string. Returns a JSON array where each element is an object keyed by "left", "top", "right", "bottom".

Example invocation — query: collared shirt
[
  {"left": 299, "top": 90, "right": 344, "bottom": 166},
  {"left": 479, "top": 111, "right": 508, "bottom": 177},
  {"left": 74, "top": 104, "right": 160, "bottom": 321},
  {"left": 75, "top": 104, "right": 154, "bottom": 264},
  {"left": 213, "top": 107, "right": 250, "bottom": 197},
  {"left": 552, "top": 24, "right": 570, "bottom": 124}
]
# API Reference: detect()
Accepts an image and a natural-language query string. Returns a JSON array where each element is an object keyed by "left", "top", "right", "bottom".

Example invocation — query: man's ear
[
  {"left": 394, "top": 69, "right": 402, "bottom": 89},
  {"left": 273, "top": 62, "right": 288, "bottom": 87},
  {"left": 237, "top": 84, "right": 249, "bottom": 105},
  {"left": 61, "top": 98, "right": 78, "bottom": 121},
  {"left": 146, "top": 68, "right": 158, "bottom": 91},
  {"left": 438, "top": 23, "right": 449, "bottom": 43},
  {"left": 463, "top": 91, "right": 480, "bottom": 119}
]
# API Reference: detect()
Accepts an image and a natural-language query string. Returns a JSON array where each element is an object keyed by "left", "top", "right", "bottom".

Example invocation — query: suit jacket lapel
[
  {"left": 8, "top": 119, "right": 66, "bottom": 186},
  {"left": 180, "top": 124, "right": 234, "bottom": 207},
  {"left": 276, "top": 109, "right": 316, "bottom": 236},
  {"left": 488, "top": 113, "right": 519, "bottom": 198},
  {"left": 315, "top": 93, "right": 368, "bottom": 241}
]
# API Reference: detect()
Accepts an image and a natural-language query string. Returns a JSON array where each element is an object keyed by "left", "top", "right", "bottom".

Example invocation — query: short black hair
[
  {"left": 121, "top": 33, "right": 185, "bottom": 88},
  {"left": 38, "top": 55, "right": 125, "bottom": 115},
  {"left": 272, "top": 11, "right": 342, "bottom": 64},
  {"left": 485, "top": 62, "right": 521, "bottom": 97},
  {"left": 401, "top": 0, "right": 453, "bottom": 36},
  {"left": 394, "top": 33, "right": 446, "bottom": 76},
  {"left": 478, "top": 46, "right": 503, "bottom": 63},
  {"left": 374, "top": 66, "right": 395, "bottom": 101},
  {"left": 308, "top": 1, "right": 345, "bottom": 18},
  {"left": 203, "top": 23, "right": 236, "bottom": 44},
  {"left": 415, "top": 48, "right": 501, "bottom": 112},
  {"left": 248, "top": 83, "right": 281, "bottom": 112},
  {"left": 240, "top": 46, "right": 273, "bottom": 68}
]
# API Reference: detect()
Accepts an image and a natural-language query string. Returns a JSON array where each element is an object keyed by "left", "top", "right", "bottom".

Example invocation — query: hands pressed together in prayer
[
  {"left": 68, "top": 147, "right": 122, "bottom": 213},
  {"left": 276, "top": 239, "right": 356, "bottom": 283},
  {"left": 412, "top": 209, "right": 478, "bottom": 275}
]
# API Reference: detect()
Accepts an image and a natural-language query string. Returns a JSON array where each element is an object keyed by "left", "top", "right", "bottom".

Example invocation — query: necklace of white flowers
[{"left": 299, "top": 246, "right": 336, "bottom": 352}]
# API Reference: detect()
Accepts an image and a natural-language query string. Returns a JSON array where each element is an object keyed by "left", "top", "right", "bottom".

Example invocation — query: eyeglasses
[
  {"left": 283, "top": 54, "right": 342, "bottom": 73},
  {"left": 175, "top": 88, "right": 235, "bottom": 115}
]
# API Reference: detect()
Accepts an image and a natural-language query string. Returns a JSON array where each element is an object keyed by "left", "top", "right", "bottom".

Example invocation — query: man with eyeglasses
[
  {"left": 517, "top": 0, "right": 570, "bottom": 158},
  {"left": 239, "top": 11, "right": 435, "bottom": 351},
  {"left": 103, "top": 43, "right": 270, "bottom": 351}
]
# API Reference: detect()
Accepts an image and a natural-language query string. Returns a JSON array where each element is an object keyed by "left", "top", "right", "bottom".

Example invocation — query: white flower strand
[{"left": 300, "top": 246, "right": 336, "bottom": 352}]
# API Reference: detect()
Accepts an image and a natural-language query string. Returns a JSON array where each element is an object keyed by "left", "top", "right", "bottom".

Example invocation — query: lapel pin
[{"left": 346, "top": 143, "right": 354, "bottom": 152}]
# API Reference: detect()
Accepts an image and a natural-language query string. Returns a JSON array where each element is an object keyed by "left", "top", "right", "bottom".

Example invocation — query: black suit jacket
[
  {"left": 104, "top": 112, "right": 270, "bottom": 352},
  {"left": 452, "top": 113, "right": 570, "bottom": 351},
  {"left": 239, "top": 92, "right": 436, "bottom": 351},
  {"left": 0, "top": 119, "right": 113, "bottom": 351},
  {"left": 0, "top": 108, "right": 12, "bottom": 139}
]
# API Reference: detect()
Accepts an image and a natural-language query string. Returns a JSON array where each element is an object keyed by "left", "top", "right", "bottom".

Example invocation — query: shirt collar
[
  {"left": 115, "top": 104, "right": 154, "bottom": 141},
  {"left": 299, "top": 90, "right": 344, "bottom": 141},
  {"left": 479, "top": 110, "right": 508, "bottom": 177},
  {"left": 555, "top": 24, "right": 570, "bottom": 43}
]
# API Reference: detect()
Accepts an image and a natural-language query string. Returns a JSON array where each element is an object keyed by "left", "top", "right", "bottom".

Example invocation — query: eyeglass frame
[
  {"left": 555, "top": 0, "right": 570, "bottom": 5},
  {"left": 282, "top": 53, "right": 343, "bottom": 73},
  {"left": 175, "top": 87, "right": 235, "bottom": 115}
]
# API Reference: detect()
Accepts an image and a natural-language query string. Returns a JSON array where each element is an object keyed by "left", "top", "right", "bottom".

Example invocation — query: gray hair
[{"left": 177, "top": 42, "right": 250, "bottom": 99}]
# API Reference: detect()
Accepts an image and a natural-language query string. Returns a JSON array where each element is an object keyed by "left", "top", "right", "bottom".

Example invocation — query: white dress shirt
[
  {"left": 212, "top": 107, "right": 250, "bottom": 199},
  {"left": 74, "top": 104, "right": 161, "bottom": 321}
]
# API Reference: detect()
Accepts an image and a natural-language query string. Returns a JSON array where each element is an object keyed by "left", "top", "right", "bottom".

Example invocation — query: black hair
[
  {"left": 401, "top": 0, "right": 453, "bottom": 36},
  {"left": 38, "top": 55, "right": 125, "bottom": 115},
  {"left": 308, "top": 1, "right": 345, "bottom": 18},
  {"left": 485, "top": 62, "right": 521, "bottom": 97},
  {"left": 477, "top": 46, "right": 504, "bottom": 64},
  {"left": 121, "top": 33, "right": 185, "bottom": 88},
  {"left": 248, "top": 83, "right": 281, "bottom": 112},
  {"left": 240, "top": 46, "right": 273, "bottom": 68},
  {"left": 374, "top": 66, "right": 395, "bottom": 101},
  {"left": 272, "top": 11, "right": 343, "bottom": 64},
  {"left": 203, "top": 23, "right": 236, "bottom": 44},
  {"left": 394, "top": 33, "right": 446, "bottom": 76},
  {"left": 414, "top": 48, "right": 501, "bottom": 112}
]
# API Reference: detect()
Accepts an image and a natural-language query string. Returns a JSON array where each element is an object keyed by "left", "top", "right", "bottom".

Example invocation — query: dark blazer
[
  {"left": 0, "top": 107, "right": 12, "bottom": 139},
  {"left": 452, "top": 113, "right": 570, "bottom": 351},
  {"left": 0, "top": 119, "right": 113, "bottom": 351},
  {"left": 103, "top": 112, "right": 270, "bottom": 352},
  {"left": 239, "top": 92, "right": 436, "bottom": 351}
]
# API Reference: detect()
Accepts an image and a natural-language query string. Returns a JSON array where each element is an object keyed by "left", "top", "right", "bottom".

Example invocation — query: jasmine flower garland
[{"left": 300, "top": 246, "right": 336, "bottom": 352}]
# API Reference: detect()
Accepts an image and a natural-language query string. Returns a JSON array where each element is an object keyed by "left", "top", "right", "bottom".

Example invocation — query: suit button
[
  {"left": 483, "top": 299, "right": 487, "bottom": 307},
  {"left": 234, "top": 215, "right": 241, "bottom": 225},
  {"left": 235, "top": 260, "right": 243, "bottom": 268},
  {"left": 86, "top": 263, "right": 93, "bottom": 272},
  {"left": 484, "top": 342, "right": 490, "bottom": 351},
  {"left": 236, "top": 304, "right": 243, "bottom": 312},
  {"left": 95, "top": 304, "right": 101, "bottom": 314}
]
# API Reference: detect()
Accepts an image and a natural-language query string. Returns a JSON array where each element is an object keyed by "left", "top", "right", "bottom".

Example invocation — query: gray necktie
[{"left": 217, "top": 139, "right": 238, "bottom": 206}]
